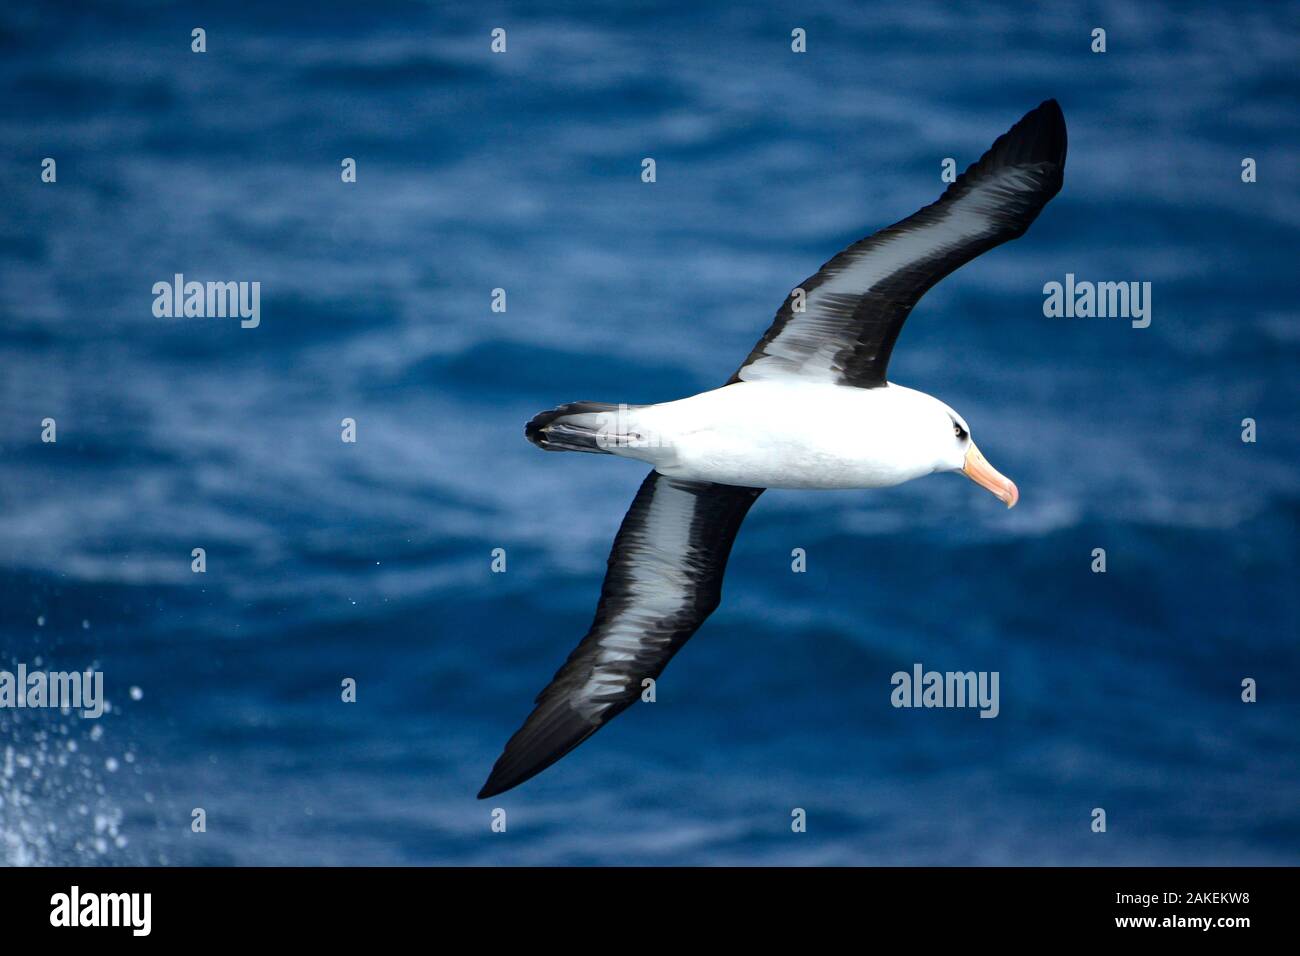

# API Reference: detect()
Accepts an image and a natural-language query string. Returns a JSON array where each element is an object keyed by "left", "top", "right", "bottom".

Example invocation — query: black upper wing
[
  {"left": 732, "top": 99, "right": 1067, "bottom": 388},
  {"left": 478, "top": 471, "right": 762, "bottom": 798}
]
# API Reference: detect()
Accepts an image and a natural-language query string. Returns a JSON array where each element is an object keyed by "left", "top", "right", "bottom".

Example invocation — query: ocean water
[{"left": 1, "top": 0, "right": 1297, "bottom": 865}]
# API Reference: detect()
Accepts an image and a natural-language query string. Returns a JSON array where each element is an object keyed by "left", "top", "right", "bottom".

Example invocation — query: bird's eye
[{"left": 953, "top": 423, "right": 967, "bottom": 439}]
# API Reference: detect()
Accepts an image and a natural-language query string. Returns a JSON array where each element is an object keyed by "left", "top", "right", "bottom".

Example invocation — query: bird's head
[{"left": 935, "top": 406, "right": 1019, "bottom": 509}]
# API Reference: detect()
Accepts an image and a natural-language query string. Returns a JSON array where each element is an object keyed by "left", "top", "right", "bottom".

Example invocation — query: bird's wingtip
[
  {"left": 1024, "top": 97, "right": 1065, "bottom": 133},
  {"left": 476, "top": 763, "right": 511, "bottom": 799},
  {"left": 992, "top": 97, "right": 1067, "bottom": 175},
  {"left": 1038, "top": 98, "right": 1066, "bottom": 134}
]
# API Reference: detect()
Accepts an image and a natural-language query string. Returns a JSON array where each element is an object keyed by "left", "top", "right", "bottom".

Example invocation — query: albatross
[{"left": 479, "top": 100, "right": 1067, "bottom": 798}]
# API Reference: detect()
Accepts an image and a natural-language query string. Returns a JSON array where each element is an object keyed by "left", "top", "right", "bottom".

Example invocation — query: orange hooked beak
[{"left": 962, "top": 442, "right": 1019, "bottom": 508}]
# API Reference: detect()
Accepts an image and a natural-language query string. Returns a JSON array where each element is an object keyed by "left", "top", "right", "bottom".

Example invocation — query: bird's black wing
[
  {"left": 479, "top": 471, "right": 762, "bottom": 798},
  {"left": 731, "top": 99, "right": 1067, "bottom": 388}
]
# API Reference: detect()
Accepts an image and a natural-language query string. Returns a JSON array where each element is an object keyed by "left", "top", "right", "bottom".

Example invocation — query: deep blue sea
[{"left": 1, "top": 0, "right": 1297, "bottom": 865}]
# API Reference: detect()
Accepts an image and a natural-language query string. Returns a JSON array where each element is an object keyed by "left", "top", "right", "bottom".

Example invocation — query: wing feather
[
  {"left": 478, "top": 471, "right": 762, "bottom": 798},
  {"left": 733, "top": 99, "right": 1067, "bottom": 388}
]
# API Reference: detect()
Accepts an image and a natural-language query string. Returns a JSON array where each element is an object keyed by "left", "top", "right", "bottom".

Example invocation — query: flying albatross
[{"left": 479, "top": 100, "right": 1066, "bottom": 798}]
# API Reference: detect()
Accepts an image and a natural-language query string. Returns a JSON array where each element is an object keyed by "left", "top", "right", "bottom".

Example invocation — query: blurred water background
[{"left": 1, "top": 0, "right": 1297, "bottom": 864}]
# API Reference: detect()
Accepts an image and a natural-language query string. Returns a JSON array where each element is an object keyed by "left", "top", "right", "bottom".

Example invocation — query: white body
[{"left": 587, "top": 381, "right": 967, "bottom": 489}]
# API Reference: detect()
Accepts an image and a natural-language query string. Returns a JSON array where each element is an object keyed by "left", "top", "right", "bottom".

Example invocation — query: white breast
[{"left": 614, "top": 381, "right": 954, "bottom": 490}]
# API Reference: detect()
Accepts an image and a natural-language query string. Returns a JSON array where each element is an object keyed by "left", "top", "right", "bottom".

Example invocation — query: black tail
[{"left": 525, "top": 402, "right": 636, "bottom": 453}]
